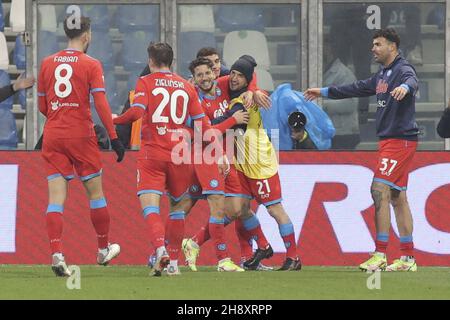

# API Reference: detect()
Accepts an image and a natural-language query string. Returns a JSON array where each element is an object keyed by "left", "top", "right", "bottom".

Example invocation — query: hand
[
  {"left": 218, "top": 155, "right": 230, "bottom": 177},
  {"left": 112, "top": 113, "right": 118, "bottom": 119},
  {"left": 291, "top": 130, "right": 305, "bottom": 141},
  {"left": 254, "top": 90, "right": 271, "bottom": 110},
  {"left": 232, "top": 110, "right": 249, "bottom": 125},
  {"left": 110, "top": 138, "right": 125, "bottom": 162},
  {"left": 13, "top": 74, "right": 35, "bottom": 91},
  {"left": 303, "top": 88, "right": 321, "bottom": 101},
  {"left": 390, "top": 86, "right": 408, "bottom": 101},
  {"left": 240, "top": 91, "right": 254, "bottom": 109}
]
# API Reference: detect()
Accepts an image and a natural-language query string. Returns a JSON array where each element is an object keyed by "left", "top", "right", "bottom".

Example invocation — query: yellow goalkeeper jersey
[{"left": 228, "top": 97, "right": 278, "bottom": 179}]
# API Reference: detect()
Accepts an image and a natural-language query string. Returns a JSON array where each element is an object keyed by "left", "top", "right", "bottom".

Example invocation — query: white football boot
[{"left": 97, "top": 243, "right": 121, "bottom": 266}]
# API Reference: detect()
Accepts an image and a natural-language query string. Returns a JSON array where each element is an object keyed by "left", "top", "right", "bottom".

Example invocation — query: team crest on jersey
[
  {"left": 210, "top": 179, "right": 219, "bottom": 188},
  {"left": 216, "top": 87, "right": 222, "bottom": 96},
  {"left": 156, "top": 125, "right": 167, "bottom": 135},
  {"left": 387, "top": 70, "right": 392, "bottom": 77},
  {"left": 51, "top": 100, "right": 59, "bottom": 111},
  {"left": 376, "top": 80, "right": 388, "bottom": 94}
]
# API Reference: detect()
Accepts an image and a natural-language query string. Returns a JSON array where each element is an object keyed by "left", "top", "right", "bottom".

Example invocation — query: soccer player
[
  {"left": 196, "top": 48, "right": 271, "bottom": 109},
  {"left": 196, "top": 47, "right": 229, "bottom": 78},
  {"left": 37, "top": 16, "right": 125, "bottom": 277},
  {"left": 113, "top": 42, "right": 243, "bottom": 275},
  {"left": 199, "top": 56, "right": 302, "bottom": 271},
  {"left": 304, "top": 28, "right": 419, "bottom": 272},
  {"left": 179, "top": 58, "right": 273, "bottom": 271}
]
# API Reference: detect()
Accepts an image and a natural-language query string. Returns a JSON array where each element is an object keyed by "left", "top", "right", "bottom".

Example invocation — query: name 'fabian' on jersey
[
  {"left": 53, "top": 56, "right": 79, "bottom": 63},
  {"left": 155, "top": 78, "right": 185, "bottom": 88}
]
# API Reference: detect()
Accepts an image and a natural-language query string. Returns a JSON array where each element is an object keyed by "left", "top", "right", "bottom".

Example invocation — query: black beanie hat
[
  {"left": 230, "top": 55, "right": 257, "bottom": 84},
  {"left": 239, "top": 54, "right": 257, "bottom": 66}
]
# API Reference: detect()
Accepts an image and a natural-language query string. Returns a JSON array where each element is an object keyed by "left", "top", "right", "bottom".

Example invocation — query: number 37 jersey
[
  {"left": 132, "top": 71, "right": 205, "bottom": 161},
  {"left": 37, "top": 49, "right": 105, "bottom": 138}
]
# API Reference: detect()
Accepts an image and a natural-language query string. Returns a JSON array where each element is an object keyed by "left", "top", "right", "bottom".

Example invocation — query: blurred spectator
[
  {"left": 437, "top": 100, "right": 450, "bottom": 138},
  {"left": 427, "top": 5, "right": 445, "bottom": 30},
  {"left": 322, "top": 39, "right": 360, "bottom": 149},
  {"left": 326, "top": 3, "right": 422, "bottom": 123},
  {"left": 288, "top": 111, "right": 317, "bottom": 150}
]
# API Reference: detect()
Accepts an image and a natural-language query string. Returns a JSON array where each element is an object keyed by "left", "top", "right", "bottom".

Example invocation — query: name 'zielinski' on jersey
[{"left": 155, "top": 78, "right": 185, "bottom": 88}]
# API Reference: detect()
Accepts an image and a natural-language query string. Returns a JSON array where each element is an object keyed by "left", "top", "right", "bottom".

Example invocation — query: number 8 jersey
[
  {"left": 132, "top": 71, "right": 205, "bottom": 162},
  {"left": 37, "top": 49, "right": 106, "bottom": 138}
]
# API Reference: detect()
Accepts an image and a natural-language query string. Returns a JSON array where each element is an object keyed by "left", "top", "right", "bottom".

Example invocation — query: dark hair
[
  {"left": 373, "top": 28, "right": 400, "bottom": 48},
  {"left": 189, "top": 57, "right": 214, "bottom": 75},
  {"left": 63, "top": 15, "right": 91, "bottom": 39},
  {"left": 147, "top": 42, "right": 173, "bottom": 68},
  {"left": 196, "top": 47, "right": 219, "bottom": 59}
]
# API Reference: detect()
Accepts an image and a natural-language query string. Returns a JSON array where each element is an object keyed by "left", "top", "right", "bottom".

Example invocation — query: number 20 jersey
[
  {"left": 37, "top": 49, "right": 105, "bottom": 138},
  {"left": 132, "top": 71, "right": 205, "bottom": 162}
]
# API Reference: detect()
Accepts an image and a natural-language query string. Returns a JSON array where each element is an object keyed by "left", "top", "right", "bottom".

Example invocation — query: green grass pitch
[{"left": 0, "top": 265, "right": 449, "bottom": 300}]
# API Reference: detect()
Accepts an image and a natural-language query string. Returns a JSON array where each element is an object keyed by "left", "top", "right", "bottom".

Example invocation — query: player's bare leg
[
  {"left": 140, "top": 193, "right": 169, "bottom": 276},
  {"left": 224, "top": 196, "right": 243, "bottom": 220},
  {"left": 360, "top": 181, "right": 391, "bottom": 271},
  {"left": 82, "top": 176, "right": 120, "bottom": 266},
  {"left": 372, "top": 181, "right": 392, "bottom": 241},
  {"left": 387, "top": 190, "right": 416, "bottom": 271},
  {"left": 172, "top": 197, "right": 196, "bottom": 218},
  {"left": 265, "top": 203, "right": 301, "bottom": 271},
  {"left": 46, "top": 176, "right": 71, "bottom": 277},
  {"left": 391, "top": 190, "right": 413, "bottom": 242}
]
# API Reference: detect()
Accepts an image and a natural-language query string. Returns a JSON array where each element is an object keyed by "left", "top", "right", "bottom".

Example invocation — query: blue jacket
[
  {"left": 322, "top": 55, "right": 419, "bottom": 139},
  {"left": 261, "top": 84, "right": 335, "bottom": 150}
]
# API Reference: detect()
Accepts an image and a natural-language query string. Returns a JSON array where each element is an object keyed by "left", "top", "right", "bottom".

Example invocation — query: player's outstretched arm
[
  {"left": 13, "top": 73, "right": 35, "bottom": 91},
  {"left": 303, "top": 88, "right": 322, "bottom": 101},
  {"left": 113, "top": 107, "right": 145, "bottom": 125},
  {"left": 390, "top": 85, "right": 409, "bottom": 101}
]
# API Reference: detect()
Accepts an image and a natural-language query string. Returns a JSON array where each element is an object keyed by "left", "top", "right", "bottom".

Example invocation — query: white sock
[
  {"left": 53, "top": 252, "right": 64, "bottom": 259},
  {"left": 156, "top": 246, "right": 167, "bottom": 256},
  {"left": 401, "top": 255, "right": 415, "bottom": 262},
  {"left": 169, "top": 260, "right": 178, "bottom": 268}
]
